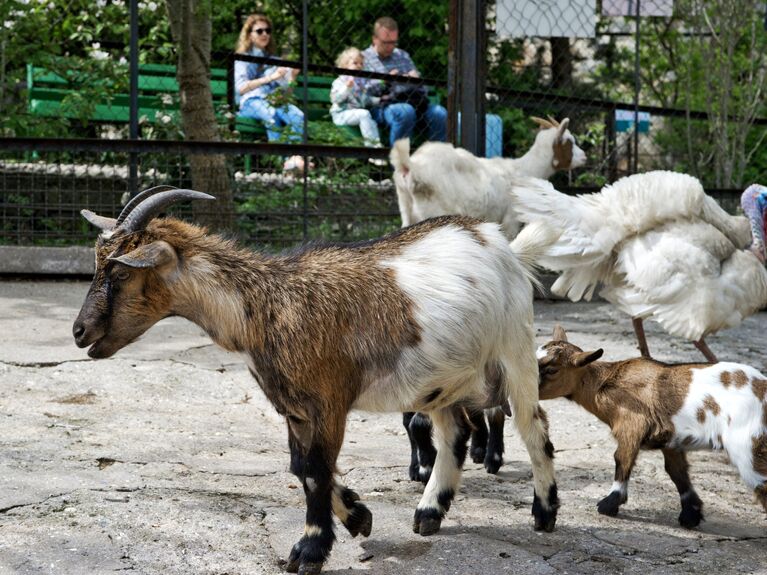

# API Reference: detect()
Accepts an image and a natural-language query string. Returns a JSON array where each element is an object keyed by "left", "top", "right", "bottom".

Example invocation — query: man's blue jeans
[{"left": 372, "top": 102, "right": 447, "bottom": 146}]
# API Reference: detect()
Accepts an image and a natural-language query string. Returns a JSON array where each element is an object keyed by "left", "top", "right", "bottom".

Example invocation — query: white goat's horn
[{"left": 531, "top": 116, "right": 554, "bottom": 129}]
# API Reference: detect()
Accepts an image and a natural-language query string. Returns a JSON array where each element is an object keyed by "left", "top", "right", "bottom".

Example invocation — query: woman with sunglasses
[{"left": 235, "top": 13, "right": 307, "bottom": 173}]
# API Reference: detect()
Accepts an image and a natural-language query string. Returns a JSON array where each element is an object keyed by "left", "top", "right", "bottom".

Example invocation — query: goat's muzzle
[{"left": 72, "top": 313, "right": 109, "bottom": 357}]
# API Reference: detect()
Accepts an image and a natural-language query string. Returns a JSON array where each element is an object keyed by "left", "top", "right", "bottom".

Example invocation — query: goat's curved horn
[
  {"left": 531, "top": 116, "right": 554, "bottom": 129},
  {"left": 116, "top": 185, "right": 180, "bottom": 226},
  {"left": 119, "top": 189, "right": 216, "bottom": 233},
  {"left": 546, "top": 115, "right": 561, "bottom": 128},
  {"left": 81, "top": 209, "right": 117, "bottom": 231}
]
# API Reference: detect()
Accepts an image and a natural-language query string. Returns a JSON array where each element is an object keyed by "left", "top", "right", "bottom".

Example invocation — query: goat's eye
[
  {"left": 541, "top": 366, "right": 559, "bottom": 377},
  {"left": 115, "top": 269, "right": 131, "bottom": 281}
]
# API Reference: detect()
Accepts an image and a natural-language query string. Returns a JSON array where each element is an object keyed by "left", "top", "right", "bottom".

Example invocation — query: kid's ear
[
  {"left": 573, "top": 349, "right": 603, "bottom": 368},
  {"left": 552, "top": 324, "right": 568, "bottom": 342}
]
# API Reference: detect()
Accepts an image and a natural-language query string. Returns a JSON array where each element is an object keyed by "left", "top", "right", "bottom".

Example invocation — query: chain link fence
[{"left": 2, "top": 0, "right": 766, "bottom": 249}]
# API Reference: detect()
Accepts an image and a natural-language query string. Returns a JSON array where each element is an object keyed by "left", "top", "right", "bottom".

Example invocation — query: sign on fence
[{"left": 615, "top": 109, "right": 650, "bottom": 133}]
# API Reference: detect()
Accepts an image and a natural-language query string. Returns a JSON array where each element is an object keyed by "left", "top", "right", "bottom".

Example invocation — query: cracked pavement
[{"left": 1, "top": 279, "right": 766, "bottom": 574}]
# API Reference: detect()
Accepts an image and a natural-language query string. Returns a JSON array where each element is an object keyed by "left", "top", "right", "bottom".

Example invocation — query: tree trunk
[
  {"left": 165, "top": 0, "right": 235, "bottom": 232},
  {"left": 550, "top": 37, "right": 573, "bottom": 90}
]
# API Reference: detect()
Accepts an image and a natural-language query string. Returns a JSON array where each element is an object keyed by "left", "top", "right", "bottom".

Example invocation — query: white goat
[
  {"left": 391, "top": 118, "right": 586, "bottom": 481},
  {"left": 73, "top": 188, "right": 560, "bottom": 575},
  {"left": 538, "top": 325, "right": 767, "bottom": 528},
  {"left": 390, "top": 116, "right": 587, "bottom": 239}
]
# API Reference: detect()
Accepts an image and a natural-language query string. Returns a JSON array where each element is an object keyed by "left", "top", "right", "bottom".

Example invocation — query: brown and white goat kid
[
  {"left": 72, "top": 188, "right": 559, "bottom": 575},
  {"left": 537, "top": 326, "right": 767, "bottom": 528},
  {"left": 390, "top": 116, "right": 587, "bottom": 240}
]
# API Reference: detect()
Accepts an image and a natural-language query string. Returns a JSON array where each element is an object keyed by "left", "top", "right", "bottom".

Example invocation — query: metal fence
[
  {"left": 1, "top": 0, "right": 766, "bottom": 248},
  {"left": 0, "top": 139, "right": 398, "bottom": 249}
]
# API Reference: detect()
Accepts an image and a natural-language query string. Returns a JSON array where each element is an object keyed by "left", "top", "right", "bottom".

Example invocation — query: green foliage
[
  {"left": 235, "top": 164, "right": 399, "bottom": 249},
  {"left": 4, "top": 0, "right": 767, "bottom": 189},
  {"left": 591, "top": 2, "right": 767, "bottom": 187}
]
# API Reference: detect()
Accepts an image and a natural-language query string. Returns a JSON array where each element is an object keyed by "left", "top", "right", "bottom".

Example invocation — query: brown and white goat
[
  {"left": 72, "top": 188, "right": 559, "bottom": 575},
  {"left": 537, "top": 326, "right": 767, "bottom": 528}
]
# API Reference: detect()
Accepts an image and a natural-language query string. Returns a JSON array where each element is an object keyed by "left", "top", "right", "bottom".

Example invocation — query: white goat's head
[{"left": 530, "top": 116, "right": 587, "bottom": 172}]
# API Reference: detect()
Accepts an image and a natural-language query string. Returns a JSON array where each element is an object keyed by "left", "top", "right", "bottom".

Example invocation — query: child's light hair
[{"left": 336, "top": 47, "right": 363, "bottom": 68}]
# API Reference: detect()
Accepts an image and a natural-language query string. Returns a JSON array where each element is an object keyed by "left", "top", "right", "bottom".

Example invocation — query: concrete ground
[{"left": 0, "top": 279, "right": 765, "bottom": 575}]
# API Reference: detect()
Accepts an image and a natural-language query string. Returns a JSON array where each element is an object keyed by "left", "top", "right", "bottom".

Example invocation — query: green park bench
[
  {"left": 25, "top": 62, "right": 347, "bottom": 142},
  {"left": 26, "top": 61, "right": 442, "bottom": 171}
]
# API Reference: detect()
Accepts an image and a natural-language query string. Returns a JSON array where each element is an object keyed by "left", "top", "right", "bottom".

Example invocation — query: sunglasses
[{"left": 252, "top": 27, "right": 271, "bottom": 35}]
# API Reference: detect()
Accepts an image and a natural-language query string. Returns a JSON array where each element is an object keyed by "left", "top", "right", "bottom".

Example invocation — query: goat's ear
[
  {"left": 109, "top": 240, "right": 176, "bottom": 269},
  {"left": 556, "top": 118, "right": 570, "bottom": 140},
  {"left": 573, "top": 348, "right": 603, "bottom": 367},
  {"left": 552, "top": 324, "right": 568, "bottom": 342}
]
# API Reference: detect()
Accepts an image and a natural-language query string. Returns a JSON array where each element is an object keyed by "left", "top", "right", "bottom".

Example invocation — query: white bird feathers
[{"left": 511, "top": 170, "right": 767, "bottom": 343}]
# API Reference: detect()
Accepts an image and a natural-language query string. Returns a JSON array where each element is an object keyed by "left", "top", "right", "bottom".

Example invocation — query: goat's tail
[
  {"left": 390, "top": 139, "right": 416, "bottom": 227},
  {"left": 389, "top": 138, "right": 411, "bottom": 174},
  {"left": 509, "top": 220, "right": 561, "bottom": 289}
]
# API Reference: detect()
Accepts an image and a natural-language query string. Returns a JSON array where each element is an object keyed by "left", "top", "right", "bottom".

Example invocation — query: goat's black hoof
[
  {"left": 678, "top": 495, "right": 704, "bottom": 529},
  {"left": 413, "top": 508, "right": 443, "bottom": 536},
  {"left": 286, "top": 555, "right": 324, "bottom": 575},
  {"left": 415, "top": 517, "right": 442, "bottom": 536},
  {"left": 597, "top": 492, "right": 626, "bottom": 517},
  {"left": 532, "top": 484, "right": 559, "bottom": 532},
  {"left": 678, "top": 510, "right": 702, "bottom": 529},
  {"left": 418, "top": 466, "right": 432, "bottom": 485},
  {"left": 534, "top": 514, "right": 557, "bottom": 532},
  {"left": 285, "top": 534, "right": 331, "bottom": 575},
  {"left": 484, "top": 452, "right": 503, "bottom": 474},
  {"left": 297, "top": 562, "right": 323, "bottom": 575},
  {"left": 470, "top": 445, "right": 486, "bottom": 464},
  {"left": 285, "top": 554, "right": 300, "bottom": 573},
  {"left": 408, "top": 462, "right": 420, "bottom": 482},
  {"left": 345, "top": 503, "right": 373, "bottom": 538}
]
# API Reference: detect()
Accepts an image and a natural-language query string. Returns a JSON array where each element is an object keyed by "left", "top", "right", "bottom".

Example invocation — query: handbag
[{"left": 388, "top": 84, "right": 430, "bottom": 114}]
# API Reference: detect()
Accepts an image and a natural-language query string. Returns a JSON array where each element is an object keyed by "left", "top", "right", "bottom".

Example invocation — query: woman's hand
[{"left": 273, "top": 67, "right": 289, "bottom": 80}]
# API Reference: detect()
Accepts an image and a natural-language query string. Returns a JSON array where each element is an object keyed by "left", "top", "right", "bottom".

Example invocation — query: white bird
[{"left": 511, "top": 170, "right": 767, "bottom": 361}]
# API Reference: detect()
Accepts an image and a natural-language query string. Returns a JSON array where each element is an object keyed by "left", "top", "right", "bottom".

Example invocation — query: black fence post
[
  {"left": 447, "top": 0, "right": 458, "bottom": 144},
  {"left": 449, "top": 0, "right": 486, "bottom": 156},
  {"left": 632, "top": 0, "right": 641, "bottom": 175},
  {"left": 605, "top": 106, "right": 618, "bottom": 183},
  {"left": 301, "top": 0, "right": 309, "bottom": 241},
  {"left": 128, "top": 0, "right": 139, "bottom": 198}
]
